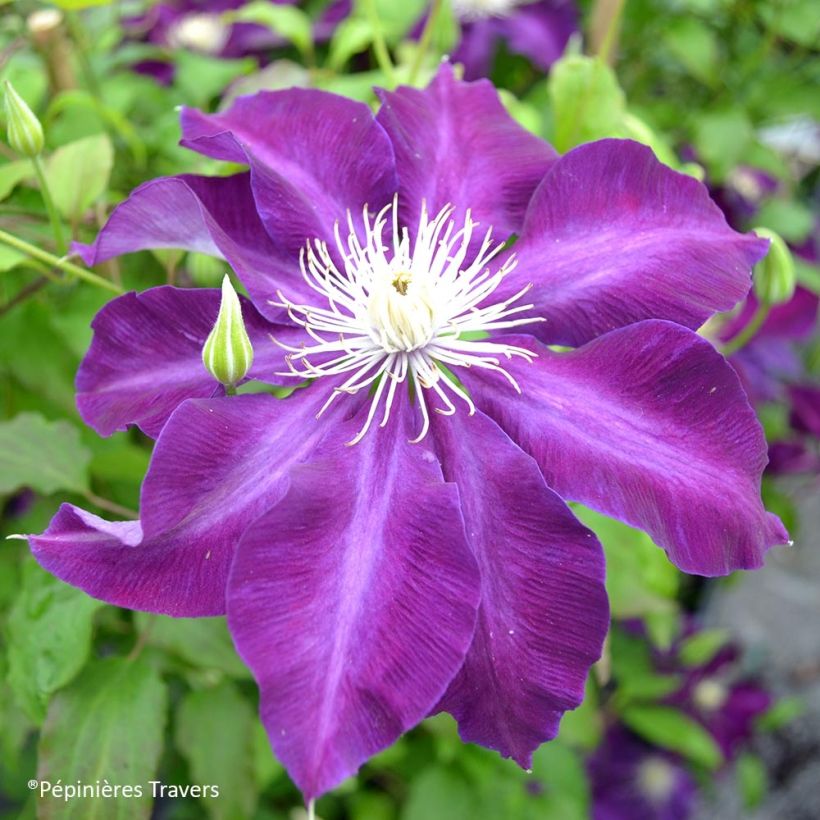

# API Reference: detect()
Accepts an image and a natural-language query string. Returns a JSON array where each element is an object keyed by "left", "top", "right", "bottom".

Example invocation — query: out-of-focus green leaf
[
  {"left": 736, "top": 752, "right": 768, "bottom": 809},
  {"left": 328, "top": 17, "right": 374, "bottom": 70},
  {"left": 795, "top": 257, "right": 820, "bottom": 295},
  {"left": 758, "top": 0, "right": 820, "bottom": 47},
  {"left": 135, "top": 613, "right": 251, "bottom": 679},
  {"left": 530, "top": 742, "right": 590, "bottom": 819},
  {"left": 37, "top": 657, "right": 167, "bottom": 819},
  {"left": 0, "top": 160, "right": 32, "bottom": 200},
  {"left": 693, "top": 109, "right": 754, "bottom": 179},
  {"left": 176, "top": 682, "right": 258, "bottom": 819},
  {"left": 574, "top": 507, "right": 679, "bottom": 619},
  {"left": 226, "top": 3, "right": 312, "bottom": 58},
  {"left": 663, "top": 18, "right": 719, "bottom": 86},
  {"left": 48, "top": 0, "right": 113, "bottom": 8},
  {"left": 252, "top": 721, "right": 283, "bottom": 789},
  {"left": 0, "top": 413, "right": 90, "bottom": 495},
  {"left": 354, "top": 0, "right": 428, "bottom": 44},
  {"left": 678, "top": 629, "right": 728, "bottom": 667},
  {"left": 402, "top": 768, "right": 477, "bottom": 820},
  {"left": 45, "top": 134, "right": 113, "bottom": 221},
  {"left": 757, "top": 696, "right": 804, "bottom": 731},
  {"left": 6, "top": 559, "right": 102, "bottom": 723},
  {"left": 621, "top": 705, "right": 723, "bottom": 769},
  {"left": 173, "top": 52, "right": 255, "bottom": 107},
  {"left": 548, "top": 54, "right": 626, "bottom": 153},
  {"left": 614, "top": 674, "right": 683, "bottom": 707},
  {"left": 755, "top": 199, "right": 814, "bottom": 244}
]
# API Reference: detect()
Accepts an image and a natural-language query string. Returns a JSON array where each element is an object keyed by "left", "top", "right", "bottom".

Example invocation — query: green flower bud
[
  {"left": 202, "top": 275, "right": 254, "bottom": 388},
  {"left": 3, "top": 81, "right": 44, "bottom": 158},
  {"left": 752, "top": 227, "right": 796, "bottom": 306}
]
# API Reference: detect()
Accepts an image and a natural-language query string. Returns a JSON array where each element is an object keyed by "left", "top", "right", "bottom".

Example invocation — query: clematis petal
[
  {"left": 375, "top": 64, "right": 556, "bottom": 246},
  {"left": 30, "top": 389, "right": 338, "bottom": 616},
  {"left": 463, "top": 322, "right": 789, "bottom": 575},
  {"left": 431, "top": 410, "right": 607, "bottom": 767},
  {"left": 227, "top": 403, "right": 480, "bottom": 799},
  {"left": 180, "top": 89, "right": 397, "bottom": 255},
  {"left": 77, "top": 286, "right": 306, "bottom": 438},
  {"left": 73, "top": 173, "right": 316, "bottom": 317},
  {"left": 497, "top": 140, "right": 768, "bottom": 346}
]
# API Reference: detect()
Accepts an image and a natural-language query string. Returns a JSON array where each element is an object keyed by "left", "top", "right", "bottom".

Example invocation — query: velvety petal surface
[
  {"left": 227, "top": 403, "right": 480, "bottom": 799},
  {"left": 431, "top": 410, "right": 607, "bottom": 767},
  {"left": 498, "top": 0, "right": 578, "bottom": 73},
  {"left": 77, "top": 285, "right": 306, "bottom": 438},
  {"left": 375, "top": 64, "right": 556, "bottom": 247},
  {"left": 463, "top": 321, "right": 788, "bottom": 575},
  {"left": 498, "top": 140, "right": 768, "bottom": 346},
  {"left": 30, "top": 388, "right": 338, "bottom": 616},
  {"left": 73, "top": 173, "right": 316, "bottom": 318},
  {"left": 180, "top": 89, "right": 397, "bottom": 255}
]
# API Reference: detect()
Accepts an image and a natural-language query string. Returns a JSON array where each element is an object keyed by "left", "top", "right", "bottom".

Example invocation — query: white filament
[{"left": 272, "top": 198, "right": 541, "bottom": 444}]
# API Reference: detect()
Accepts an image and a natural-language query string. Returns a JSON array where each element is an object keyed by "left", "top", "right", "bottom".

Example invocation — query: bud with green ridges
[
  {"left": 202, "top": 275, "right": 254, "bottom": 389},
  {"left": 3, "top": 81, "right": 44, "bottom": 158},
  {"left": 752, "top": 227, "right": 796, "bottom": 306}
]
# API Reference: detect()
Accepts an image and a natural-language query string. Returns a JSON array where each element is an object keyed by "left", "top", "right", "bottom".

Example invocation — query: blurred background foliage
[{"left": 0, "top": 0, "right": 817, "bottom": 817}]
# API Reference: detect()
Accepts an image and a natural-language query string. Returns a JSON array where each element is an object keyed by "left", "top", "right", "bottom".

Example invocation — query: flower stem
[
  {"left": 590, "top": 0, "right": 627, "bottom": 65},
  {"left": 0, "top": 227, "right": 122, "bottom": 293},
  {"left": 363, "top": 0, "right": 396, "bottom": 88},
  {"left": 721, "top": 303, "right": 770, "bottom": 357},
  {"left": 408, "top": 0, "right": 442, "bottom": 86},
  {"left": 31, "top": 155, "right": 67, "bottom": 256}
]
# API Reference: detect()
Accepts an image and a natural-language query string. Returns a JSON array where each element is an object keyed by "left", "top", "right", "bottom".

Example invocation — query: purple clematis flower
[
  {"left": 125, "top": 0, "right": 348, "bottom": 84},
  {"left": 588, "top": 726, "right": 698, "bottom": 820},
  {"left": 450, "top": 0, "right": 577, "bottom": 80},
  {"left": 30, "top": 66, "right": 787, "bottom": 800}
]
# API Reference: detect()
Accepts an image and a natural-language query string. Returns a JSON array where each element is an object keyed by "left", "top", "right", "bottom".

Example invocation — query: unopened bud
[
  {"left": 202, "top": 275, "right": 254, "bottom": 388},
  {"left": 3, "top": 81, "right": 44, "bottom": 158},
  {"left": 753, "top": 227, "right": 796, "bottom": 306}
]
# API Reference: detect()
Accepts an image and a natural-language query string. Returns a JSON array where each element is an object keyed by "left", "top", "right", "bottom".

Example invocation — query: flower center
[
  {"left": 637, "top": 757, "right": 677, "bottom": 804},
  {"left": 451, "top": 0, "right": 525, "bottom": 21},
  {"left": 273, "top": 198, "right": 540, "bottom": 444},
  {"left": 693, "top": 678, "right": 729, "bottom": 712}
]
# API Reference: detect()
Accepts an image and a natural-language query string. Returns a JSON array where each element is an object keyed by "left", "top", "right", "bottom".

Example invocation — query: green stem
[
  {"left": 31, "top": 155, "right": 67, "bottom": 255},
  {"left": 594, "top": 0, "right": 627, "bottom": 64},
  {"left": 408, "top": 0, "right": 442, "bottom": 86},
  {"left": 0, "top": 227, "right": 122, "bottom": 293},
  {"left": 721, "top": 303, "right": 769, "bottom": 357},
  {"left": 364, "top": 0, "right": 396, "bottom": 87}
]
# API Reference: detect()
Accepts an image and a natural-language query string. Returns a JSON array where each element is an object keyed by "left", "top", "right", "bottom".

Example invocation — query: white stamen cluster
[
  {"left": 272, "top": 198, "right": 541, "bottom": 444},
  {"left": 451, "top": 0, "right": 524, "bottom": 21}
]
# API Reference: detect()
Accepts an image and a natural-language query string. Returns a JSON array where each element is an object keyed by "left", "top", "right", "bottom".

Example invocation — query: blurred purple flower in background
[
  {"left": 28, "top": 67, "right": 787, "bottom": 800},
  {"left": 449, "top": 0, "right": 577, "bottom": 79},
  {"left": 589, "top": 726, "right": 698, "bottom": 820}
]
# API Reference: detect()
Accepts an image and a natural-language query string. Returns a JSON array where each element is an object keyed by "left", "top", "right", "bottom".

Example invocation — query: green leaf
[
  {"left": 37, "top": 657, "right": 167, "bottom": 819},
  {"left": 795, "top": 257, "right": 820, "bottom": 295},
  {"left": 755, "top": 199, "right": 814, "bottom": 244},
  {"left": 530, "top": 742, "right": 590, "bottom": 820},
  {"left": 621, "top": 705, "right": 723, "bottom": 769},
  {"left": 614, "top": 674, "right": 683, "bottom": 707},
  {"left": 693, "top": 109, "right": 754, "bottom": 180},
  {"left": 49, "top": 0, "right": 113, "bottom": 8},
  {"left": 226, "top": 3, "right": 313, "bottom": 58},
  {"left": 0, "top": 159, "right": 32, "bottom": 201},
  {"left": 736, "top": 752, "right": 767, "bottom": 809},
  {"left": 678, "top": 629, "right": 728, "bottom": 667},
  {"left": 354, "top": 0, "right": 429, "bottom": 44},
  {"left": 328, "top": 17, "right": 374, "bottom": 70},
  {"left": 757, "top": 696, "right": 804, "bottom": 731},
  {"left": 663, "top": 18, "right": 719, "bottom": 86},
  {"left": 0, "top": 413, "right": 91, "bottom": 495},
  {"left": 173, "top": 52, "right": 255, "bottom": 108},
  {"left": 135, "top": 613, "right": 251, "bottom": 679},
  {"left": 46, "top": 134, "right": 113, "bottom": 221},
  {"left": 558, "top": 676, "right": 603, "bottom": 751},
  {"left": 574, "top": 507, "right": 679, "bottom": 619},
  {"left": 176, "top": 682, "right": 259, "bottom": 819},
  {"left": 7, "top": 559, "right": 103, "bottom": 723},
  {"left": 548, "top": 54, "right": 626, "bottom": 153},
  {"left": 402, "top": 768, "right": 477, "bottom": 820}
]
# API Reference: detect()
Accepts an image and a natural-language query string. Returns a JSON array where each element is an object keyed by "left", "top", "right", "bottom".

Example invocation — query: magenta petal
[
  {"left": 499, "top": 140, "right": 768, "bottom": 346},
  {"left": 31, "top": 389, "right": 336, "bottom": 616},
  {"left": 77, "top": 286, "right": 305, "bottom": 438},
  {"left": 375, "top": 64, "right": 556, "bottom": 244},
  {"left": 464, "top": 322, "right": 789, "bottom": 575},
  {"left": 431, "top": 410, "right": 607, "bottom": 766},
  {"left": 73, "top": 173, "right": 315, "bottom": 319},
  {"left": 180, "top": 90, "right": 397, "bottom": 253},
  {"left": 497, "top": 0, "right": 578, "bottom": 73},
  {"left": 227, "top": 404, "right": 480, "bottom": 799}
]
